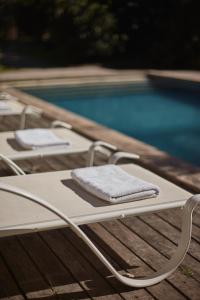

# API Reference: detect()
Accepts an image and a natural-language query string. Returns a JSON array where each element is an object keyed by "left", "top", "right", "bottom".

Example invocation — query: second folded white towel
[
  {"left": 71, "top": 164, "right": 160, "bottom": 204},
  {"left": 15, "top": 128, "right": 70, "bottom": 149}
]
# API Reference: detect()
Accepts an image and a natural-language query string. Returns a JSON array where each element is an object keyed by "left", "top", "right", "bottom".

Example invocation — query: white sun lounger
[
  {"left": 0, "top": 152, "right": 199, "bottom": 288},
  {"left": 0, "top": 92, "right": 42, "bottom": 129},
  {"left": 0, "top": 120, "right": 122, "bottom": 171}
]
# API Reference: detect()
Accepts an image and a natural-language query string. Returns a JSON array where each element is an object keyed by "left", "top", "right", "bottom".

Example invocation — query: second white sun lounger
[
  {"left": 0, "top": 127, "right": 90, "bottom": 160},
  {"left": 0, "top": 152, "right": 199, "bottom": 288},
  {"left": 0, "top": 120, "right": 119, "bottom": 165}
]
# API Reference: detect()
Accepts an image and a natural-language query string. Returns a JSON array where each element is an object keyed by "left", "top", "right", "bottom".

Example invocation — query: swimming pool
[{"left": 22, "top": 82, "right": 200, "bottom": 166}]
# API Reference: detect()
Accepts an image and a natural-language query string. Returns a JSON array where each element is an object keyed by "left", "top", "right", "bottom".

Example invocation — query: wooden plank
[
  {"left": 0, "top": 115, "right": 20, "bottom": 132},
  {"left": 138, "top": 213, "right": 200, "bottom": 262},
  {"left": 18, "top": 233, "right": 91, "bottom": 300},
  {"left": 122, "top": 216, "right": 200, "bottom": 283},
  {"left": 0, "top": 237, "right": 57, "bottom": 300},
  {"left": 0, "top": 255, "right": 25, "bottom": 300},
  {"left": 85, "top": 223, "right": 186, "bottom": 300},
  {"left": 103, "top": 219, "right": 200, "bottom": 300},
  {"left": 41, "top": 229, "right": 124, "bottom": 300},
  {"left": 26, "top": 115, "right": 50, "bottom": 129},
  {"left": 48, "top": 153, "right": 86, "bottom": 170},
  {"left": 157, "top": 208, "right": 200, "bottom": 241}
]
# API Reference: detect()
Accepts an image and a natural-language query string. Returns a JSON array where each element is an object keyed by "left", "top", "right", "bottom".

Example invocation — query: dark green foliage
[
  {"left": 0, "top": 0, "right": 199, "bottom": 68},
  {"left": 111, "top": 0, "right": 200, "bottom": 68},
  {"left": 0, "top": 0, "right": 122, "bottom": 58}
]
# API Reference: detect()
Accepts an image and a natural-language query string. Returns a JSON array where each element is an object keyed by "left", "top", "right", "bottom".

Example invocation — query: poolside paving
[
  {"left": 0, "top": 97, "right": 200, "bottom": 299},
  {"left": 0, "top": 66, "right": 146, "bottom": 86},
  {"left": 148, "top": 70, "right": 200, "bottom": 83}
]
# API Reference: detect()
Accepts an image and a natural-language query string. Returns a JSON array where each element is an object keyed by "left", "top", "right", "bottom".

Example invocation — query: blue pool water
[{"left": 22, "top": 83, "right": 200, "bottom": 166}]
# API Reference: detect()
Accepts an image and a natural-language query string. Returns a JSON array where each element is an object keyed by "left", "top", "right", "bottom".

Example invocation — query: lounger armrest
[
  {"left": 20, "top": 105, "right": 42, "bottom": 129},
  {"left": 87, "top": 141, "right": 117, "bottom": 166},
  {"left": 0, "top": 154, "right": 25, "bottom": 175},
  {"left": 51, "top": 120, "right": 72, "bottom": 130},
  {"left": 109, "top": 151, "right": 140, "bottom": 164}
]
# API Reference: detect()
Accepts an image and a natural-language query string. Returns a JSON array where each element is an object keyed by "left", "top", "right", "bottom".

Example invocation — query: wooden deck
[{"left": 0, "top": 110, "right": 200, "bottom": 299}]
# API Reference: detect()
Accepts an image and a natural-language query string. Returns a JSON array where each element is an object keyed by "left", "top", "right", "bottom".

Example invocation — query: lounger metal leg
[
  {"left": 0, "top": 154, "right": 25, "bottom": 175},
  {"left": 87, "top": 141, "right": 117, "bottom": 166},
  {"left": 19, "top": 107, "right": 27, "bottom": 130},
  {"left": 0, "top": 182, "right": 199, "bottom": 287},
  {"left": 19, "top": 105, "right": 42, "bottom": 129}
]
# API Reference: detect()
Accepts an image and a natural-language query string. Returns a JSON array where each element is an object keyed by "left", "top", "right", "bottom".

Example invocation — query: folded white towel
[
  {"left": 0, "top": 101, "right": 11, "bottom": 112},
  {"left": 71, "top": 165, "right": 160, "bottom": 204},
  {"left": 15, "top": 128, "right": 70, "bottom": 149}
]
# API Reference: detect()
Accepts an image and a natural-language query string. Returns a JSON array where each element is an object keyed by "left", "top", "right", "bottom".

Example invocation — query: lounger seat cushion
[
  {"left": 15, "top": 128, "right": 70, "bottom": 149},
  {"left": 71, "top": 165, "right": 160, "bottom": 203}
]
